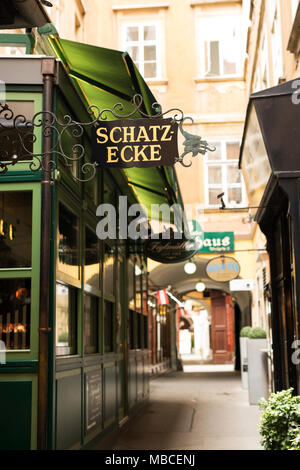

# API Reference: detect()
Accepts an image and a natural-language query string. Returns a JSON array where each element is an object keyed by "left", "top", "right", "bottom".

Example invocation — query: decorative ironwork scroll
[{"left": 0, "top": 94, "right": 215, "bottom": 181}]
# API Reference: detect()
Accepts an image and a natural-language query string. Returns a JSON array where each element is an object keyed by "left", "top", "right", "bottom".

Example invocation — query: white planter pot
[
  {"left": 247, "top": 338, "right": 268, "bottom": 405},
  {"left": 239, "top": 337, "right": 249, "bottom": 389}
]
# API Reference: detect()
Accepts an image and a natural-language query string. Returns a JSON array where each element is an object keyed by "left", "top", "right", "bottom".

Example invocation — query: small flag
[{"left": 156, "top": 289, "right": 169, "bottom": 305}]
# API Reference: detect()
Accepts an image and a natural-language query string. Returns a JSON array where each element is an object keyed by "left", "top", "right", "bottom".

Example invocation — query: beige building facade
[{"left": 9, "top": 0, "right": 300, "bottom": 331}]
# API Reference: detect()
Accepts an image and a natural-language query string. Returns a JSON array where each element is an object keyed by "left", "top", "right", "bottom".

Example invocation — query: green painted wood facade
[{"left": 0, "top": 59, "right": 156, "bottom": 450}]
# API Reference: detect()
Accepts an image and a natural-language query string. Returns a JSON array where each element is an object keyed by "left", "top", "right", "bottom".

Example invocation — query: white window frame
[
  {"left": 204, "top": 140, "right": 246, "bottom": 208},
  {"left": 121, "top": 21, "right": 162, "bottom": 80},
  {"left": 197, "top": 14, "right": 243, "bottom": 79}
]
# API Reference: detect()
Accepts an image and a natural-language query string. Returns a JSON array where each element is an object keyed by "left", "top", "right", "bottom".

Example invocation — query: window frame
[
  {"left": 204, "top": 140, "right": 246, "bottom": 208},
  {"left": 197, "top": 13, "right": 243, "bottom": 79},
  {"left": 121, "top": 20, "right": 163, "bottom": 80},
  {"left": 0, "top": 182, "right": 41, "bottom": 360}
]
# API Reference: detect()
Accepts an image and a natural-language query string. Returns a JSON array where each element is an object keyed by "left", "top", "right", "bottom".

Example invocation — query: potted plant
[
  {"left": 239, "top": 326, "right": 252, "bottom": 389},
  {"left": 247, "top": 327, "right": 268, "bottom": 405},
  {"left": 259, "top": 388, "right": 300, "bottom": 450}
]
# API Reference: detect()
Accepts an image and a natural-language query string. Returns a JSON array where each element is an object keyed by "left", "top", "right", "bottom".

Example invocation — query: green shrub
[
  {"left": 290, "top": 432, "right": 300, "bottom": 450},
  {"left": 240, "top": 326, "right": 252, "bottom": 337},
  {"left": 258, "top": 388, "right": 300, "bottom": 450},
  {"left": 248, "top": 327, "right": 266, "bottom": 339}
]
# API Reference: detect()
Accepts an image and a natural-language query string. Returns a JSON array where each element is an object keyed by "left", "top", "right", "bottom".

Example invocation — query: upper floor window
[
  {"left": 270, "top": 1, "right": 284, "bottom": 84},
  {"left": 122, "top": 22, "right": 162, "bottom": 80},
  {"left": 198, "top": 15, "right": 242, "bottom": 78},
  {"left": 205, "top": 141, "right": 246, "bottom": 208}
]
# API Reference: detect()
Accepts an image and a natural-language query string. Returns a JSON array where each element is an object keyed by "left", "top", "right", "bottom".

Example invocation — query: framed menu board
[{"left": 85, "top": 370, "right": 102, "bottom": 433}]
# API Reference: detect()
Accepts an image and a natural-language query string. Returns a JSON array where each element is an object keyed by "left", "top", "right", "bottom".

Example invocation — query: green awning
[{"left": 46, "top": 36, "right": 181, "bottom": 220}]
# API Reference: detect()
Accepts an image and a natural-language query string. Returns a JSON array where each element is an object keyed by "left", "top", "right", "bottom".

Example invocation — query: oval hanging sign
[
  {"left": 144, "top": 236, "right": 200, "bottom": 264},
  {"left": 206, "top": 256, "right": 240, "bottom": 282}
]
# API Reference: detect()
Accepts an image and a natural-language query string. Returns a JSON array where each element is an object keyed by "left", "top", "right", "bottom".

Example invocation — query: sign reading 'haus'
[{"left": 92, "top": 117, "right": 178, "bottom": 168}]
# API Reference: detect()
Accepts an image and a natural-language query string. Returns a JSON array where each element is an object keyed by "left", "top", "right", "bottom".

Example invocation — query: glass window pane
[
  {"left": 56, "top": 283, "right": 77, "bottom": 356},
  {"left": 127, "top": 45, "right": 139, "bottom": 62},
  {"left": 205, "top": 41, "right": 220, "bottom": 76},
  {"left": 58, "top": 203, "right": 80, "bottom": 279},
  {"left": 128, "top": 258, "right": 135, "bottom": 311},
  {"left": 84, "top": 294, "right": 98, "bottom": 354},
  {"left": 207, "top": 142, "right": 222, "bottom": 161},
  {"left": 208, "top": 188, "right": 222, "bottom": 205},
  {"left": 129, "top": 309, "right": 135, "bottom": 350},
  {"left": 104, "top": 300, "right": 114, "bottom": 353},
  {"left": 84, "top": 226, "right": 100, "bottom": 289},
  {"left": 144, "top": 316, "right": 148, "bottom": 349},
  {"left": 137, "top": 313, "right": 142, "bottom": 349},
  {"left": 226, "top": 142, "right": 240, "bottom": 160},
  {"left": 228, "top": 187, "right": 242, "bottom": 205},
  {"left": 0, "top": 278, "right": 31, "bottom": 350},
  {"left": 104, "top": 244, "right": 115, "bottom": 297},
  {"left": 144, "top": 25, "right": 156, "bottom": 40},
  {"left": 144, "top": 62, "right": 157, "bottom": 78},
  {"left": 228, "top": 165, "right": 242, "bottom": 184},
  {"left": 0, "top": 191, "right": 32, "bottom": 268},
  {"left": 135, "top": 260, "right": 142, "bottom": 313},
  {"left": 208, "top": 166, "right": 222, "bottom": 184},
  {"left": 126, "top": 26, "right": 138, "bottom": 41},
  {"left": 144, "top": 46, "right": 156, "bottom": 61}
]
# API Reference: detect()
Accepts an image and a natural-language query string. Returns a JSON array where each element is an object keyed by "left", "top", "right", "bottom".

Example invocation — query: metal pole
[{"left": 37, "top": 58, "right": 56, "bottom": 450}]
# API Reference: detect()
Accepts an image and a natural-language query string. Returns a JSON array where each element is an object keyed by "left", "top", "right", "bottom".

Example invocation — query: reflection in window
[
  {"left": 84, "top": 294, "right": 98, "bottom": 354},
  {"left": 144, "top": 316, "right": 148, "bottom": 349},
  {"left": 135, "top": 261, "right": 142, "bottom": 313},
  {"left": 0, "top": 278, "right": 31, "bottom": 350},
  {"left": 0, "top": 191, "right": 32, "bottom": 268},
  {"left": 56, "top": 283, "right": 77, "bottom": 356},
  {"left": 0, "top": 101, "right": 34, "bottom": 162},
  {"left": 84, "top": 226, "right": 100, "bottom": 289},
  {"left": 58, "top": 203, "right": 80, "bottom": 279},
  {"left": 103, "top": 244, "right": 115, "bottom": 297},
  {"left": 104, "top": 300, "right": 114, "bottom": 353},
  {"left": 129, "top": 309, "right": 135, "bottom": 350},
  {"left": 128, "top": 258, "right": 135, "bottom": 311}
]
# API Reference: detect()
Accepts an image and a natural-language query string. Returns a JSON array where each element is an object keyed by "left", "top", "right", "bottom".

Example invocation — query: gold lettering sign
[{"left": 92, "top": 117, "right": 178, "bottom": 168}]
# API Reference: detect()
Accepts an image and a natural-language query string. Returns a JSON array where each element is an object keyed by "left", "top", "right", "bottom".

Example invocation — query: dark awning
[{"left": 0, "top": 0, "right": 50, "bottom": 29}]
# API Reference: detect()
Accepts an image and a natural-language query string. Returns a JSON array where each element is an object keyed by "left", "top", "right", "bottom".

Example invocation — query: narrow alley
[{"left": 93, "top": 359, "right": 262, "bottom": 451}]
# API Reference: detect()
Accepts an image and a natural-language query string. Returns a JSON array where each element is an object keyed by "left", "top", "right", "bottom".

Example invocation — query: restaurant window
[
  {"left": 129, "top": 309, "right": 135, "bottom": 350},
  {"left": 56, "top": 283, "right": 77, "bottom": 356},
  {"left": 84, "top": 226, "right": 100, "bottom": 290},
  {"left": 57, "top": 202, "right": 80, "bottom": 280},
  {"left": 122, "top": 22, "right": 162, "bottom": 79},
  {"left": 144, "top": 316, "right": 148, "bottom": 349},
  {"left": 198, "top": 15, "right": 242, "bottom": 78},
  {"left": 128, "top": 257, "right": 135, "bottom": 311},
  {"left": 104, "top": 299, "right": 114, "bottom": 353},
  {"left": 0, "top": 191, "right": 32, "bottom": 268},
  {"left": 84, "top": 294, "right": 98, "bottom": 354},
  {"left": 205, "top": 140, "right": 245, "bottom": 207},
  {"left": 103, "top": 243, "right": 115, "bottom": 297},
  {"left": 135, "top": 259, "right": 142, "bottom": 313},
  {"left": 137, "top": 313, "right": 142, "bottom": 350},
  {"left": 0, "top": 278, "right": 31, "bottom": 350}
]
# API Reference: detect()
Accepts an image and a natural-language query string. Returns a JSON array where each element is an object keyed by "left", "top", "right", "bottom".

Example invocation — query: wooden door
[{"left": 210, "top": 290, "right": 234, "bottom": 364}]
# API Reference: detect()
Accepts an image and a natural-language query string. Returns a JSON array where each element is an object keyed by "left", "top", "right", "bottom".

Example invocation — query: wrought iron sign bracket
[{"left": 0, "top": 94, "right": 215, "bottom": 182}]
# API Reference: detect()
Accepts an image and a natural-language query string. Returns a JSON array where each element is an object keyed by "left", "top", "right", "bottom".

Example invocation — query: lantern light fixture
[
  {"left": 196, "top": 282, "right": 206, "bottom": 292},
  {"left": 184, "top": 260, "right": 196, "bottom": 275}
]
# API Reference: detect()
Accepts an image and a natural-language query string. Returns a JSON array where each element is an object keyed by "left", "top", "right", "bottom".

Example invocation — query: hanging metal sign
[
  {"left": 145, "top": 235, "right": 200, "bottom": 264},
  {"left": 206, "top": 255, "right": 240, "bottom": 282},
  {"left": 92, "top": 117, "right": 178, "bottom": 168},
  {"left": 0, "top": 94, "right": 215, "bottom": 180}
]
